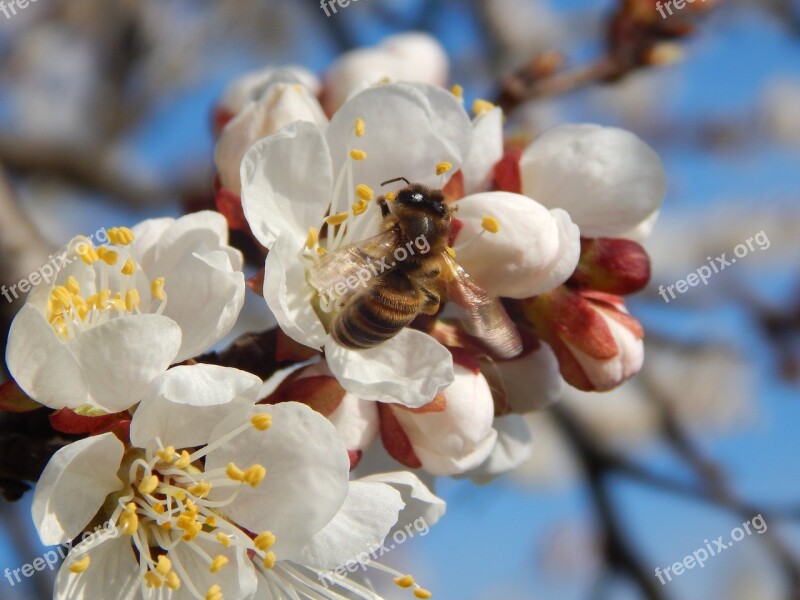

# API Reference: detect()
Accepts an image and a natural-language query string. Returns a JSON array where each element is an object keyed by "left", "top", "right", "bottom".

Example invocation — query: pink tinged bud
[
  {"left": 379, "top": 403, "right": 423, "bottom": 469},
  {"left": 522, "top": 288, "right": 644, "bottom": 392},
  {"left": 569, "top": 237, "right": 652, "bottom": 295},
  {"left": 493, "top": 147, "right": 523, "bottom": 194},
  {"left": 264, "top": 374, "right": 345, "bottom": 417}
]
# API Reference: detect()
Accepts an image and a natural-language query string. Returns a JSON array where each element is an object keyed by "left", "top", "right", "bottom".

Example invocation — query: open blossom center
[
  {"left": 46, "top": 227, "right": 167, "bottom": 339},
  {"left": 68, "top": 414, "right": 276, "bottom": 600}
]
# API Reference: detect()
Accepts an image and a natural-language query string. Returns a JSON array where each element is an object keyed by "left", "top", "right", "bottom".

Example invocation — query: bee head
[{"left": 393, "top": 183, "right": 447, "bottom": 217}]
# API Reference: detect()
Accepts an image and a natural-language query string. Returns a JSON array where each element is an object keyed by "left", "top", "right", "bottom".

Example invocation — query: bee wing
[
  {"left": 441, "top": 252, "right": 523, "bottom": 359},
  {"left": 307, "top": 229, "right": 398, "bottom": 302}
]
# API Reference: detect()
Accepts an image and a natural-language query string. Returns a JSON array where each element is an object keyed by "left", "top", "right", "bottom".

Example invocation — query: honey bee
[{"left": 308, "top": 178, "right": 523, "bottom": 359}]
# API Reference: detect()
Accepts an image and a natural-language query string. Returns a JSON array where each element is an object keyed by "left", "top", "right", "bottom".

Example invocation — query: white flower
[
  {"left": 215, "top": 83, "right": 328, "bottom": 195},
  {"left": 6, "top": 212, "right": 244, "bottom": 412},
  {"left": 217, "top": 66, "right": 321, "bottom": 119},
  {"left": 519, "top": 124, "right": 666, "bottom": 241},
  {"left": 451, "top": 191, "right": 580, "bottom": 299},
  {"left": 241, "top": 82, "right": 478, "bottom": 407},
  {"left": 381, "top": 364, "right": 498, "bottom": 476},
  {"left": 35, "top": 364, "right": 440, "bottom": 600},
  {"left": 322, "top": 33, "right": 449, "bottom": 113}
]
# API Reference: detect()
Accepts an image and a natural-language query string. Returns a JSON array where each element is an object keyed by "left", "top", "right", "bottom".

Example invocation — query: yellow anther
[
  {"left": 414, "top": 589, "right": 433, "bottom": 599},
  {"left": 305, "top": 227, "right": 319, "bottom": 250},
  {"left": 156, "top": 555, "right": 172, "bottom": 577},
  {"left": 216, "top": 532, "right": 232, "bottom": 548},
  {"left": 176, "top": 514, "right": 195, "bottom": 530},
  {"left": 97, "top": 247, "right": 119, "bottom": 266},
  {"left": 472, "top": 99, "right": 496, "bottom": 115},
  {"left": 316, "top": 247, "right": 326, "bottom": 256},
  {"left": 125, "top": 502, "right": 137, "bottom": 513},
  {"left": 254, "top": 531, "right": 276, "bottom": 551},
  {"left": 166, "top": 571, "right": 181, "bottom": 591},
  {"left": 125, "top": 289, "right": 140, "bottom": 312},
  {"left": 395, "top": 575, "right": 415, "bottom": 588},
  {"left": 226, "top": 463, "right": 245, "bottom": 482},
  {"left": 352, "top": 199, "right": 368, "bottom": 216},
  {"left": 250, "top": 414, "right": 272, "bottom": 431},
  {"left": 108, "top": 226, "right": 135, "bottom": 246},
  {"left": 350, "top": 149, "right": 367, "bottom": 161},
  {"left": 157, "top": 446, "right": 176, "bottom": 463},
  {"left": 355, "top": 118, "right": 366, "bottom": 137},
  {"left": 65, "top": 276, "right": 80, "bottom": 295},
  {"left": 174, "top": 489, "right": 187, "bottom": 502},
  {"left": 385, "top": 192, "right": 397, "bottom": 201},
  {"left": 175, "top": 450, "right": 191, "bottom": 469},
  {"left": 262, "top": 551, "right": 276, "bottom": 570},
  {"left": 182, "top": 520, "right": 202, "bottom": 542},
  {"left": 97, "top": 289, "right": 111, "bottom": 309},
  {"left": 209, "top": 555, "right": 229, "bottom": 573},
  {"left": 120, "top": 511, "right": 139, "bottom": 536},
  {"left": 161, "top": 522, "right": 172, "bottom": 531},
  {"left": 185, "top": 499, "right": 199, "bottom": 516},
  {"left": 68, "top": 556, "right": 91, "bottom": 574},
  {"left": 293, "top": 84, "right": 304, "bottom": 93},
  {"left": 144, "top": 571, "right": 163, "bottom": 588},
  {"left": 121, "top": 259, "right": 136, "bottom": 276},
  {"left": 481, "top": 216, "right": 500, "bottom": 234},
  {"left": 138, "top": 475, "right": 159, "bottom": 495},
  {"left": 76, "top": 243, "right": 99, "bottom": 265},
  {"left": 151, "top": 277, "right": 166, "bottom": 301},
  {"left": 189, "top": 482, "right": 212, "bottom": 498},
  {"left": 205, "top": 516, "right": 217, "bottom": 527},
  {"left": 436, "top": 162, "right": 453, "bottom": 176},
  {"left": 111, "top": 298, "right": 126, "bottom": 313},
  {"left": 205, "top": 584, "right": 223, "bottom": 600},
  {"left": 243, "top": 465, "right": 267, "bottom": 487},
  {"left": 153, "top": 503, "right": 166, "bottom": 515},
  {"left": 451, "top": 84, "right": 464, "bottom": 99},
  {"left": 446, "top": 247, "right": 456, "bottom": 259},
  {"left": 355, "top": 184, "right": 374, "bottom": 201},
  {"left": 325, "top": 212, "right": 349, "bottom": 227}
]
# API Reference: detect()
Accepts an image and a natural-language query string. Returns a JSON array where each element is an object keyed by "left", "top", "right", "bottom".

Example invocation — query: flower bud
[
  {"left": 569, "top": 237, "right": 651, "bottom": 295},
  {"left": 521, "top": 288, "right": 644, "bottom": 392},
  {"left": 215, "top": 83, "right": 327, "bottom": 195}
]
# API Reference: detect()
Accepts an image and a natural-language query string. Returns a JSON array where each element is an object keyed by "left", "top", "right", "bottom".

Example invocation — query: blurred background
[{"left": 1, "top": 0, "right": 799, "bottom": 599}]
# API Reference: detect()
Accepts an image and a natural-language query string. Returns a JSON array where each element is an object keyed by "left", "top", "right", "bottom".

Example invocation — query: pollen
[
  {"left": 68, "top": 555, "right": 91, "bottom": 574},
  {"left": 451, "top": 84, "right": 464, "bottom": 99},
  {"left": 175, "top": 450, "right": 191, "bottom": 469},
  {"left": 472, "top": 99, "right": 495, "bottom": 116},
  {"left": 157, "top": 446, "right": 176, "bottom": 463},
  {"left": 395, "top": 575, "right": 415, "bottom": 588},
  {"left": 305, "top": 227, "right": 319, "bottom": 250},
  {"left": 205, "top": 584, "right": 223, "bottom": 600},
  {"left": 65, "top": 276, "right": 80, "bottom": 295},
  {"left": 189, "top": 481, "right": 212, "bottom": 498},
  {"left": 254, "top": 531, "right": 276, "bottom": 551},
  {"left": 350, "top": 149, "right": 367, "bottom": 161},
  {"left": 97, "top": 246, "right": 119, "bottom": 266},
  {"left": 385, "top": 192, "right": 397, "bottom": 201},
  {"left": 355, "top": 117, "right": 366, "bottom": 137},
  {"left": 108, "top": 227, "right": 135, "bottom": 246},
  {"left": 481, "top": 216, "right": 500, "bottom": 234},
  {"left": 325, "top": 212, "right": 350, "bottom": 226},
  {"left": 151, "top": 277, "right": 166, "bottom": 301},
  {"left": 217, "top": 532, "right": 232, "bottom": 547},
  {"left": 243, "top": 465, "right": 267, "bottom": 487},
  {"left": 316, "top": 247, "right": 326, "bottom": 256},
  {"left": 166, "top": 571, "right": 181, "bottom": 590},
  {"left": 205, "top": 515, "right": 217, "bottom": 527},
  {"left": 121, "top": 259, "right": 136, "bottom": 276},
  {"left": 125, "top": 289, "right": 140, "bottom": 312},
  {"left": 144, "top": 571, "right": 163, "bottom": 588},
  {"left": 209, "top": 555, "right": 229, "bottom": 573},
  {"left": 120, "top": 503, "right": 139, "bottom": 535},
  {"left": 77, "top": 243, "right": 99, "bottom": 265},
  {"left": 446, "top": 247, "right": 456, "bottom": 259},
  {"left": 262, "top": 551, "right": 277, "bottom": 569},
  {"left": 226, "top": 463, "right": 245, "bottom": 482},
  {"left": 138, "top": 475, "right": 159, "bottom": 495},
  {"left": 352, "top": 199, "right": 369, "bottom": 216},
  {"left": 156, "top": 555, "right": 172, "bottom": 576},
  {"left": 414, "top": 589, "right": 433, "bottom": 599},
  {"left": 356, "top": 184, "right": 374, "bottom": 201},
  {"left": 436, "top": 162, "right": 453, "bottom": 176},
  {"left": 251, "top": 413, "right": 273, "bottom": 431}
]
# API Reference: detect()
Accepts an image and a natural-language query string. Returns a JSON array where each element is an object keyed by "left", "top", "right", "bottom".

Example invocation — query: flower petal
[
  {"left": 164, "top": 538, "right": 257, "bottom": 600},
  {"left": 325, "top": 329, "right": 454, "bottom": 408},
  {"left": 292, "top": 481, "right": 404, "bottom": 569},
  {"left": 263, "top": 232, "right": 328, "bottom": 349},
  {"left": 67, "top": 314, "right": 182, "bottom": 412},
  {"left": 462, "top": 107, "right": 504, "bottom": 194},
  {"left": 205, "top": 403, "right": 350, "bottom": 558},
  {"left": 54, "top": 532, "right": 139, "bottom": 600},
  {"left": 495, "top": 342, "right": 565, "bottom": 413},
  {"left": 32, "top": 433, "right": 124, "bottom": 545},
  {"left": 454, "top": 192, "right": 580, "bottom": 298},
  {"left": 467, "top": 414, "right": 534, "bottom": 484},
  {"left": 519, "top": 124, "right": 666, "bottom": 238},
  {"left": 130, "top": 364, "right": 262, "bottom": 449},
  {"left": 241, "top": 121, "right": 334, "bottom": 249},
  {"left": 5, "top": 305, "right": 90, "bottom": 409},
  {"left": 358, "top": 471, "right": 446, "bottom": 532}
]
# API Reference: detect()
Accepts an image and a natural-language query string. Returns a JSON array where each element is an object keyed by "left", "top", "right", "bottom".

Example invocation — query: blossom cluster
[{"left": 3, "top": 32, "right": 665, "bottom": 600}]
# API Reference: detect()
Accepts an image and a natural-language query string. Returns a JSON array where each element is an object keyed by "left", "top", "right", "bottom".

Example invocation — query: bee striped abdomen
[{"left": 332, "top": 272, "right": 420, "bottom": 349}]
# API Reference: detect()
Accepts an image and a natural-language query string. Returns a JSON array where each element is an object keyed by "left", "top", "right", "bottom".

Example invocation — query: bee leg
[
  {"left": 420, "top": 287, "right": 440, "bottom": 315},
  {"left": 378, "top": 197, "right": 391, "bottom": 218}
]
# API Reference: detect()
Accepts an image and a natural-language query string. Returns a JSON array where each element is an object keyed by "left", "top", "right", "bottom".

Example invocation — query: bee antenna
[{"left": 380, "top": 177, "right": 411, "bottom": 187}]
